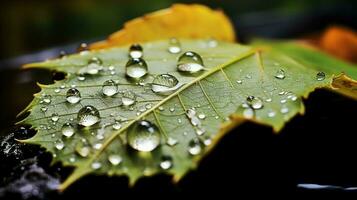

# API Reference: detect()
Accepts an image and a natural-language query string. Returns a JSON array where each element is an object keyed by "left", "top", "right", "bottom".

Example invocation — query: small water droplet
[
  {"left": 78, "top": 57, "right": 103, "bottom": 75},
  {"left": 207, "top": 38, "right": 218, "bottom": 48},
  {"left": 129, "top": 44, "right": 143, "bottom": 59},
  {"left": 78, "top": 76, "right": 86, "bottom": 81},
  {"left": 77, "top": 105, "right": 100, "bottom": 127},
  {"left": 54, "top": 88, "right": 60, "bottom": 93},
  {"left": 121, "top": 90, "right": 137, "bottom": 106},
  {"left": 265, "top": 98, "right": 272, "bottom": 102},
  {"left": 177, "top": 51, "right": 205, "bottom": 73},
  {"left": 245, "top": 74, "right": 252, "bottom": 79},
  {"left": 51, "top": 113, "right": 59, "bottom": 122},
  {"left": 316, "top": 71, "right": 325, "bottom": 81},
  {"left": 236, "top": 80, "right": 243, "bottom": 84},
  {"left": 268, "top": 110, "right": 276, "bottom": 118},
  {"left": 247, "top": 96, "right": 264, "bottom": 109},
  {"left": 108, "top": 154, "right": 122, "bottom": 166},
  {"left": 125, "top": 58, "right": 148, "bottom": 79},
  {"left": 188, "top": 138, "right": 202, "bottom": 155},
  {"left": 102, "top": 80, "right": 118, "bottom": 97},
  {"left": 280, "top": 106, "right": 289, "bottom": 114},
  {"left": 169, "top": 107, "right": 175, "bottom": 112},
  {"left": 61, "top": 123, "right": 75, "bottom": 138},
  {"left": 145, "top": 103, "right": 152, "bottom": 109},
  {"left": 41, "top": 107, "right": 47, "bottom": 112},
  {"left": 55, "top": 139, "right": 64, "bottom": 150},
  {"left": 168, "top": 38, "right": 181, "bottom": 54},
  {"left": 274, "top": 69, "right": 285, "bottom": 79},
  {"left": 203, "top": 137, "right": 212, "bottom": 146},
  {"left": 69, "top": 157, "right": 76, "bottom": 163},
  {"left": 91, "top": 162, "right": 102, "bottom": 170},
  {"left": 167, "top": 137, "right": 178, "bottom": 146},
  {"left": 112, "top": 122, "right": 122, "bottom": 130},
  {"left": 66, "top": 88, "right": 81, "bottom": 104},
  {"left": 198, "top": 114, "right": 206, "bottom": 119},
  {"left": 127, "top": 120, "right": 161, "bottom": 152},
  {"left": 243, "top": 107, "right": 254, "bottom": 119},
  {"left": 77, "top": 43, "right": 89, "bottom": 52},
  {"left": 158, "top": 106, "right": 164, "bottom": 111},
  {"left": 151, "top": 74, "right": 181, "bottom": 95},
  {"left": 196, "top": 128, "right": 206, "bottom": 136},
  {"left": 178, "top": 118, "right": 182, "bottom": 123},
  {"left": 93, "top": 143, "right": 102, "bottom": 150},
  {"left": 280, "top": 99, "right": 287, "bottom": 104},
  {"left": 160, "top": 156, "right": 173, "bottom": 170},
  {"left": 76, "top": 145, "right": 90, "bottom": 157},
  {"left": 40, "top": 94, "right": 51, "bottom": 104}
]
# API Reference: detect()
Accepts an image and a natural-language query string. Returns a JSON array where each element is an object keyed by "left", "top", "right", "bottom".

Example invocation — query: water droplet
[
  {"left": 245, "top": 74, "right": 252, "bottom": 79},
  {"left": 243, "top": 107, "right": 254, "bottom": 119},
  {"left": 169, "top": 107, "right": 175, "bottom": 112},
  {"left": 66, "top": 88, "right": 81, "bottom": 104},
  {"left": 160, "top": 156, "right": 173, "bottom": 170},
  {"left": 129, "top": 44, "right": 143, "bottom": 59},
  {"left": 177, "top": 51, "right": 205, "bottom": 73},
  {"left": 76, "top": 145, "right": 90, "bottom": 157},
  {"left": 236, "top": 80, "right": 243, "bottom": 84},
  {"left": 78, "top": 76, "right": 86, "bottom": 81},
  {"left": 151, "top": 74, "right": 181, "bottom": 95},
  {"left": 268, "top": 110, "right": 276, "bottom": 118},
  {"left": 40, "top": 94, "right": 51, "bottom": 104},
  {"left": 265, "top": 98, "right": 272, "bottom": 102},
  {"left": 61, "top": 123, "right": 75, "bottom": 138},
  {"left": 127, "top": 120, "right": 161, "bottom": 152},
  {"left": 198, "top": 114, "right": 206, "bottom": 119},
  {"left": 280, "top": 106, "right": 289, "bottom": 114},
  {"left": 158, "top": 106, "right": 164, "bottom": 111},
  {"left": 188, "top": 138, "right": 202, "bottom": 155},
  {"left": 196, "top": 128, "right": 206, "bottom": 136},
  {"left": 247, "top": 96, "right": 264, "bottom": 110},
  {"left": 125, "top": 58, "right": 148, "bottom": 79},
  {"left": 167, "top": 137, "right": 178, "bottom": 146},
  {"left": 54, "top": 88, "right": 60, "bottom": 93},
  {"left": 112, "top": 122, "right": 122, "bottom": 130},
  {"left": 77, "top": 105, "right": 100, "bottom": 127},
  {"left": 51, "top": 113, "right": 59, "bottom": 122},
  {"left": 40, "top": 107, "right": 47, "bottom": 112},
  {"left": 91, "top": 162, "right": 102, "bottom": 170},
  {"left": 78, "top": 57, "right": 103, "bottom": 75},
  {"left": 55, "top": 139, "right": 64, "bottom": 150},
  {"left": 69, "top": 157, "right": 76, "bottom": 163},
  {"left": 121, "top": 90, "right": 137, "bottom": 106},
  {"left": 102, "top": 80, "right": 118, "bottom": 97},
  {"left": 280, "top": 99, "right": 287, "bottom": 104},
  {"left": 168, "top": 38, "right": 181, "bottom": 54},
  {"left": 108, "top": 154, "right": 122, "bottom": 166},
  {"left": 316, "top": 71, "right": 325, "bottom": 81},
  {"left": 77, "top": 43, "right": 89, "bottom": 52},
  {"left": 274, "top": 69, "right": 286, "bottom": 79},
  {"left": 207, "top": 38, "right": 218, "bottom": 48},
  {"left": 93, "top": 143, "right": 102, "bottom": 150},
  {"left": 178, "top": 118, "right": 182, "bottom": 123},
  {"left": 203, "top": 137, "right": 212, "bottom": 146}
]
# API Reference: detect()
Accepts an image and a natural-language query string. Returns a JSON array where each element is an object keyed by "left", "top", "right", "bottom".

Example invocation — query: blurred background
[{"left": 1, "top": 0, "right": 357, "bottom": 60}]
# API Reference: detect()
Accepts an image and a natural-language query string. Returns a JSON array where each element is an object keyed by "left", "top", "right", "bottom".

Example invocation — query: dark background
[{"left": 1, "top": 0, "right": 357, "bottom": 199}]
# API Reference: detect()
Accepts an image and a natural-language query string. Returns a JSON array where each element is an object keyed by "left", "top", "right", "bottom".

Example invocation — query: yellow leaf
[{"left": 90, "top": 4, "right": 235, "bottom": 49}]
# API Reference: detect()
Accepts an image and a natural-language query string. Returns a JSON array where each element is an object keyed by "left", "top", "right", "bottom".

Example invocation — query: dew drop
[
  {"left": 166, "top": 137, "right": 178, "bottom": 146},
  {"left": 91, "top": 162, "right": 102, "bottom": 170},
  {"left": 78, "top": 57, "right": 103, "bottom": 75},
  {"left": 158, "top": 106, "right": 164, "bottom": 111},
  {"left": 108, "top": 154, "right": 122, "bottom": 166},
  {"left": 207, "top": 38, "right": 218, "bottom": 48},
  {"left": 77, "top": 105, "right": 100, "bottom": 127},
  {"left": 77, "top": 43, "right": 89, "bottom": 52},
  {"left": 127, "top": 120, "right": 161, "bottom": 152},
  {"left": 268, "top": 110, "right": 276, "bottom": 118},
  {"left": 168, "top": 38, "right": 181, "bottom": 54},
  {"left": 129, "top": 44, "right": 143, "bottom": 59},
  {"left": 280, "top": 106, "right": 289, "bottom": 114},
  {"left": 316, "top": 71, "right": 325, "bottom": 81},
  {"left": 112, "top": 122, "right": 122, "bottom": 130},
  {"left": 188, "top": 138, "right": 202, "bottom": 155},
  {"left": 198, "top": 114, "right": 206, "bottom": 120},
  {"left": 61, "top": 123, "right": 75, "bottom": 138},
  {"left": 274, "top": 69, "right": 286, "bottom": 79},
  {"left": 280, "top": 99, "right": 287, "bottom": 104},
  {"left": 203, "top": 137, "right": 212, "bottom": 146},
  {"left": 236, "top": 80, "right": 243, "bottom": 84},
  {"left": 151, "top": 74, "right": 181, "bottom": 95},
  {"left": 40, "top": 94, "right": 52, "bottom": 104},
  {"left": 243, "top": 107, "right": 254, "bottom": 119},
  {"left": 54, "top": 89, "right": 60, "bottom": 93},
  {"left": 125, "top": 58, "right": 148, "bottom": 79},
  {"left": 51, "top": 113, "right": 59, "bottom": 122},
  {"left": 196, "top": 128, "right": 206, "bottom": 136},
  {"left": 78, "top": 76, "right": 86, "bottom": 81},
  {"left": 247, "top": 96, "right": 264, "bottom": 110},
  {"left": 93, "top": 143, "right": 102, "bottom": 150},
  {"left": 265, "top": 98, "right": 272, "bottom": 102},
  {"left": 55, "top": 139, "right": 64, "bottom": 150},
  {"left": 76, "top": 145, "right": 90, "bottom": 157},
  {"left": 169, "top": 107, "right": 175, "bottom": 112},
  {"left": 66, "top": 88, "right": 81, "bottom": 104},
  {"left": 102, "top": 79, "right": 118, "bottom": 97},
  {"left": 177, "top": 51, "right": 205, "bottom": 73},
  {"left": 40, "top": 107, "right": 47, "bottom": 112},
  {"left": 160, "top": 156, "right": 173, "bottom": 170},
  {"left": 121, "top": 90, "right": 137, "bottom": 106}
]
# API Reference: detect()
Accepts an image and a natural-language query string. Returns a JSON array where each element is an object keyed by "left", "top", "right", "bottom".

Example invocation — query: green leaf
[{"left": 19, "top": 39, "right": 356, "bottom": 190}]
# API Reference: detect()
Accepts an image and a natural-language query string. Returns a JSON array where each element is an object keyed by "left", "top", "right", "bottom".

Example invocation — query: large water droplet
[
  {"left": 160, "top": 156, "right": 173, "bottom": 170},
  {"left": 129, "top": 44, "right": 143, "bottom": 59},
  {"left": 66, "top": 88, "right": 81, "bottom": 104},
  {"left": 102, "top": 80, "right": 118, "bottom": 97},
  {"left": 125, "top": 58, "right": 148, "bottom": 79},
  {"left": 188, "top": 138, "right": 202, "bottom": 155},
  {"left": 274, "top": 69, "right": 285, "bottom": 79},
  {"left": 168, "top": 38, "right": 181, "bottom": 54},
  {"left": 127, "top": 120, "right": 161, "bottom": 152},
  {"left": 121, "top": 90, "right": 137, "bottom": 106},
  {"left": 151, "top": 74, "right": 181, "bottom": 95},
  {"left": 316, "top": 71, "right": 325, "bottom": 81},
  {"left": 177, "top": 51, "right": 205, "bottom": 73},
  {"left": 55, "top": 139, "right": 65, "bottom": 150},
  {"left": 108, "top": 154, "right": 122, "bottom": 166},
  {"left": 77, "top": 105, "right": 100, "bottom": 127},
  {"left": 61, "top": 123, "right": 75, "bottom": 138}
]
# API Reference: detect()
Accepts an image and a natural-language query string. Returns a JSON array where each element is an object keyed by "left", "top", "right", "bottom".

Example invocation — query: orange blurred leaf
[{"left": 90, "top": 4, "right": 235, "bottom": 49}]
